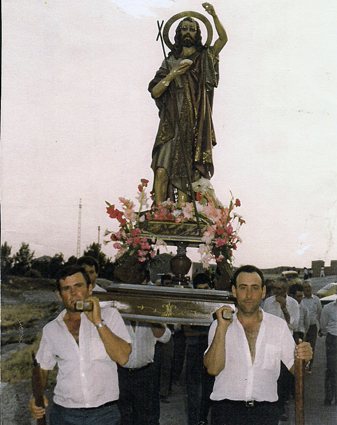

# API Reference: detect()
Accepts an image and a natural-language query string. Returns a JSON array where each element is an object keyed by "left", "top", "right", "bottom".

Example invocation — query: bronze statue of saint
[{"left": 149, "top": 3, "right": 227, "bottom": 205}]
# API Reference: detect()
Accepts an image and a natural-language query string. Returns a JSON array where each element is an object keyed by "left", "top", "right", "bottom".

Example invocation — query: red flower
[
  {"left": 235, "top": 198, "right": 241, "bottom": 207},
  {"left": 138, "top": 185, "right": 143, "bottom": 192},
  {"left": 196, "top": 192, "right": 202, "bottom": 201},
  {"left": 141, "top": 179, "right": 149, "bottom": 186}
]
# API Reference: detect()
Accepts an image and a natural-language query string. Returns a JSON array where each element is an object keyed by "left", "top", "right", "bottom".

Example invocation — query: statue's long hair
[{"left": 170, "top": 17, "right": 205, "bottom": 58}]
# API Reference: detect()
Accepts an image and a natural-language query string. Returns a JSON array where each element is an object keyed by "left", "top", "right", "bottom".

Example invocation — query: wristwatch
[{"left": 95, "top": 320, "right": 106, "bottom": 330}]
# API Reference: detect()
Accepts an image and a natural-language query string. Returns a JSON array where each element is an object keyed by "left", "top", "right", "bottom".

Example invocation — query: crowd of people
[{"left": 29, "top": 259, "right": 336, "bottom": 425}]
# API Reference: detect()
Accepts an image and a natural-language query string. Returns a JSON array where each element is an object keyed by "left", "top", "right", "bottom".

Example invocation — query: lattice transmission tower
[{"left": 76, "top": 198, "right": 82, "bottom": 258}]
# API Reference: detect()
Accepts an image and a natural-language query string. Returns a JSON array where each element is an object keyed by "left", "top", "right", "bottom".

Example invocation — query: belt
[
  {"left": 54, "top": 400, "right": 118, "bottom": 411},
  {"left": 120, "top": 362, "right": 153, "bottom": 373},
  {"left": 221, "top": 399, "right": 275, "bottom": 408}
]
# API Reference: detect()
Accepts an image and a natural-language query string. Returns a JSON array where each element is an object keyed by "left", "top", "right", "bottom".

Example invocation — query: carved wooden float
[{"left": 96, "top": 283, "right": 235, "bottom": 326}]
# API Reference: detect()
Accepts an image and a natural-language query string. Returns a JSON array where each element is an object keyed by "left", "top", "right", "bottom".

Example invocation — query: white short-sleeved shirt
[
  {"left": 36, "top": 307, "right": 132, "bottom": 408},
  {"left": 263, "top": 295, "right": 299, "bottom": 333},
  {"left": 207, "top": 310, "right": 295, "bottom": 402},
  {"left": 123, "top": 322, "right": 171, "bottom": 369}
]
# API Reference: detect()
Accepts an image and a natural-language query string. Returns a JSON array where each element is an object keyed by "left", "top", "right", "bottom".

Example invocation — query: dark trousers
[
  {"left": 50, "top": 402, "right": 120, "bottom": 425},
  {"left": 171, "top": 329, "right": 186, "bottom": 384},
  {"left": 325, "top": 333, "right": 337, "bottom": 403},
  {"left": 306, "top": 324, "right": 318, "bottom": 367},
  {"left": 118, "top": 363, "right": 154, "bottom": 425},
  {"left": 149, "top": 343, "right": 162, "bottom": 425},
  {"left": 211, "top": 399, "right": 279, "bottom": 425},
  {"left": 186, "top": 336, "right": 215, "bottom": 425},
  {"left": 277, "top": 362, "right": 292, "bottom": 414}
]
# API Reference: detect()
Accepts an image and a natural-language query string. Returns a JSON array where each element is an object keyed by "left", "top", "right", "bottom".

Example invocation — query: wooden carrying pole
[
  {"left": 295, "top": 357, "right": 305, "bottom": 425},
  {"left": 32, "top": 353, "right": 47, "bottom": 425}
]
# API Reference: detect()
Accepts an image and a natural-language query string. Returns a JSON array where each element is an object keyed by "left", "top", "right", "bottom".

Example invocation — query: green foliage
[
  {"left": 1, "top": 242, "right": 13, "bottom": 277},
  {"left": 48, "top": 253, "right": 65, "bottom": 278},
  {"left": 12, "top": 243, "right": 35, "bottom": 276}
]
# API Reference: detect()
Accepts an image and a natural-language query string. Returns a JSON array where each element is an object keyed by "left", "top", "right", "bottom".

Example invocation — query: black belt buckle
[{"left": 246, "top": 400, "right": 255, "bottom": 408}]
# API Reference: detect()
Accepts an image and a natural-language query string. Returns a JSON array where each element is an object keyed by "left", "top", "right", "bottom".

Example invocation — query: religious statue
[{"left": 149, "top": 3, "right": 227, "bottom": 205}]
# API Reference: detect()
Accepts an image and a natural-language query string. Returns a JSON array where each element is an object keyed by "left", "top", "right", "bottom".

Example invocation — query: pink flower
[
  {"left": 132, "top": 237, "right": 141, "bottom": 248},
  {"left": 203, "top": 202, "right": 221, "bottom": 222},
  {"left": 124, "top": 208, "right": 136, "bottom": 222},
  {"left": 141, "top": 242, "right": 150, "bottom": 250},
  {"left": 131, "top": 228, "right": 141, "bottom": 237},
  {"left": 215, "top": 238, "right": 227, "bottom": 247},
  {"left": 182, "top": 203, "right": 193, "bottom": 220}
]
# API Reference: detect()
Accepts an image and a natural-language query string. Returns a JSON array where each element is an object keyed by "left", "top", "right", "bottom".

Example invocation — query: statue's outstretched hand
[
  {"left": 202, "top": 3, "right": 216, "bottom": 17},
  {"left": 170, "top": 60, "right": 193, "bottom": 78}
]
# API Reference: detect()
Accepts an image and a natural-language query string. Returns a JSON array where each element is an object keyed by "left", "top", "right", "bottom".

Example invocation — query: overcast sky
[{"left": 2, "top": 0, "right": 336, "bottom": 269}]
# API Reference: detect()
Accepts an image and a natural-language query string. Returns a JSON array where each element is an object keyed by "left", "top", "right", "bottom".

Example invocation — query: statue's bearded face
[{"left": 180, "top": 20, "right": 197, "bottom": 47}]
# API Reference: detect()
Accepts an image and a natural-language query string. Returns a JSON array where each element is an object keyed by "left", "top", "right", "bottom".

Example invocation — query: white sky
[{"left": 1, "top": 0, "right": 336, "bottom": 269}]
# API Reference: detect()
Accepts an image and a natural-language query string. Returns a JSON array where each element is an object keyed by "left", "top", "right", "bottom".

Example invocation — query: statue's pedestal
[{"left": 140, "top": 219, "right": 233, "bottom": 289}]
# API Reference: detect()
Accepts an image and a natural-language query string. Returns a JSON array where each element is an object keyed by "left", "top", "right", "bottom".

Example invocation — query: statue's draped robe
[{"left": 148, "top": 47, "right": 219, "bottom": 200}]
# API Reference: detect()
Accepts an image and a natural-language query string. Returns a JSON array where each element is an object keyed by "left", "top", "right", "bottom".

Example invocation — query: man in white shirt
[
  {"left": 263, "top": 277, "right": 300, "bottom": 333},
  {"left": 29, "top": 265, "right": 132, "bottom": 425},
  {"left": 77, "top": 255, "right": 107, "bottom": 292},
  {"left": 288, "top": 283, "right": 310, "bottom": 344},
  {"left": 204, "top": 265, "right": 312, "bottom": 425},
  {"left": 320, "top": 300, "right": 337, "bottom": 405},
  {"left": 301, "top": 280, "right": 322, "bottom": 372},
  {"left": 118, "top": 321, "right": 171, "bottom": 425},
  {"left": 263, "top": 276, "right": 300, "bottom": 421}
]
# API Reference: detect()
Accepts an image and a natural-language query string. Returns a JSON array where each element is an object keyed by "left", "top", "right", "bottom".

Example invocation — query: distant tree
[
  {"left": 65, "top": 255, "right": 77, "bottom": 267},
  {"left": 1, "top": 242, "right": 13, "bottom": 277},
  {"left": 32, "top": 257, "right": 51, "bottom": 278},
  {"left": 82, "top": 243, "right": 114, "bottom": 279},
  {"left": 12, "top": 243, "right": 35, "bottom": 276},
  {"left": 48, "top": 253, "right": 65, "bottom": 278}
]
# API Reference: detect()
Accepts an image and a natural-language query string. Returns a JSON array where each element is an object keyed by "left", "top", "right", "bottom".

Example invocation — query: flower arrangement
[{"left": 105, "top": 178, "right": 244, "bottom": 269}]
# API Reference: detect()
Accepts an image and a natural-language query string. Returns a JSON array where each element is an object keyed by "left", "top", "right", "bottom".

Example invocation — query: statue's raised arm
[
  {"left": 202, "top": 3, "right": 228, "bottom": 56},
  {"left": 149, "top": 4, "right": 227, "bottom": 205}
]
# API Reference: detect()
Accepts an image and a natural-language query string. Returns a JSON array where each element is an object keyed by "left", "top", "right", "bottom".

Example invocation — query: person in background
[
  {"left": 319, "top": 299, "right": 337, "bottom": 406},
  {"left": 263, "top": 277, "right": 300, "bottom": 421},
  {"left": 303, "top": 267, "right": 309, "bottom": 280},
  {"left": 184, "top": 273, "right": 215, "bottom": 425},
  {"left": 263, "top": 277, "right": 300, "bottom": 333},
  {"left": 260, "top": 278, "right": 275, "bottom": 307},
  {"left": 29, "top": 265, "right": 132, "bottom": 425},
  {"left": 204, "top": 265, "right": 312, "bottom": 425},
  {"left": 118, "top": 321, "right": 171, "bottom": 425},
  {"left": 288, "top": 283, "right": 310, "bottom": 344},
  {"left": 77, "top": 255, "right": 107, "bottom": 292},
  {"left": 301, "top": 280, "right": 322, "bottom": 372}
]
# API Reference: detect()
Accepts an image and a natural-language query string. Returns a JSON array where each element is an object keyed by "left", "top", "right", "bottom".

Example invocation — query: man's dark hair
[
  {"left": 77, "top": 256, "right": 99, "bottom": 273},
  {"left": 232, "top": 265, "right": 265, "bottom": 288},
  {"left": 288, "top": 283, "right": 304, "bottom": 296},
  {"left": 193, "top": 273, "right": 213, "bottom": 289},
  {"left": 56, "top": 265, "right": 91, "bottom": 292},
  {"left": 171, "top": 17, "right": 205, "bottom": 59}
]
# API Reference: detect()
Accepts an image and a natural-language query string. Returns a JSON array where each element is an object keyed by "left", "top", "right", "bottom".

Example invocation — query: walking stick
[
  {"left": 295, "top": 357, "right": 305, "bottom": 425},
  {"left": 32, "top": 352, "right": 47, "bottom": 425}
]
